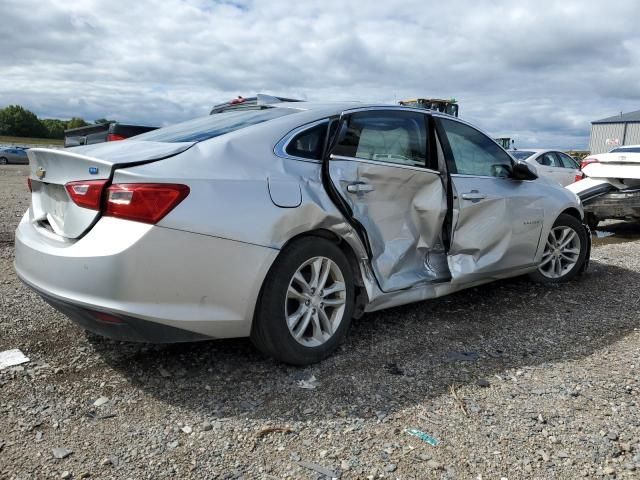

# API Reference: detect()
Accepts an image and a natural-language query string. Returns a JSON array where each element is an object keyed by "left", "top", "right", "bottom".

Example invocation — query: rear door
[
  {"left": 327, "top": 109, "right": 449, "bottom": 292},
  {"left": 435, "top": 117, "right": 545, "bottom": 283},
  {"left": 554, "top": 152, "right": 581, "bottom": 185}
]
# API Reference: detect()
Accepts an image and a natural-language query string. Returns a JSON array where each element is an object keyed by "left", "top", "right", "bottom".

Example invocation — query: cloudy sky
[{"left": 1, "top": 0, "right": 639, "bottom": 149}]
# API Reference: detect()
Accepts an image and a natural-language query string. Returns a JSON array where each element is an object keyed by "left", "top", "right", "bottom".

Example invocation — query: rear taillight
[
  {"left": 106, "top": 133, "right": 126, "bottom": 142},
  {"left": 65, "top": 180, "right": 109, "bottom": 210},
  {"left": 27, "top": 178, "right": 32, "bottom": 192},
  {"left": 104, "top": 184, "right": 189, "bottom": 224},
  {"left": 580, "top": 157, "right": 599, "bottom": 169}
]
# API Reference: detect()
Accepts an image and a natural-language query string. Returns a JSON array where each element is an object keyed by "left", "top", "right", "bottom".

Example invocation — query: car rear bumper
[
  {"left": 583, "top": 189, "right": 640, "bottom": 220},
  {"left": 29, "top": 285, "right": 209, "bottom": 343},
  {"left": 14, "top": 213, "right": 278, "bottom": 341}
]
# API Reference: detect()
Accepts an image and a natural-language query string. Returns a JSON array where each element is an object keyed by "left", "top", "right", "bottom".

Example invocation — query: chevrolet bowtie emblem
[{"left": 36, "top": 167, "right": 46, "bottom": 179}]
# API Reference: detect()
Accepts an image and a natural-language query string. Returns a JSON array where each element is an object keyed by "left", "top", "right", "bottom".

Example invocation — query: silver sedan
[
  {"left": 0, "top": 146, "right": 29, "bottom": 165},
  {"left": 508, "top": 149, "right": 583, "bottom": 186},
  {"left": 14, "top": 100, "right": 591, "bottom": 364}
]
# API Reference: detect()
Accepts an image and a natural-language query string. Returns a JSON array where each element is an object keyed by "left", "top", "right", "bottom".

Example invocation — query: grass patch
[{"left": 0, "top": 135, "right": 63, "bottom": 146}]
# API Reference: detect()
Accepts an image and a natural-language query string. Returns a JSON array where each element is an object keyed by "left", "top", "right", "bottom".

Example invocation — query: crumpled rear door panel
[{"left": 329, "top": 158, "right": 448, "bottom": 292}]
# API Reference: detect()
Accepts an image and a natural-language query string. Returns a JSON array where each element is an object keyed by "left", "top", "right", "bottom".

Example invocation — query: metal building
[{"left": 589, "top": 110, "right": 640, "bottom": 154}]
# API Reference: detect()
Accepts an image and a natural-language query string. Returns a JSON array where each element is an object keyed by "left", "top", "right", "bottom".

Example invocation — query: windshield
[
  {"left": 610, "top": 147, "right": 640, "bottom": 153},
  {"left": 132, "top": 108, "right": 295, "bottom": 143},
  {"left": 509, "top": 150, "right": 535, "bottom": 160}
]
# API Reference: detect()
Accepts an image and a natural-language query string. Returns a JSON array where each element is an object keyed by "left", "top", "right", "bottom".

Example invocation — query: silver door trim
[{"left": 330, "top": 154, "right": 440, "bottom": 175}]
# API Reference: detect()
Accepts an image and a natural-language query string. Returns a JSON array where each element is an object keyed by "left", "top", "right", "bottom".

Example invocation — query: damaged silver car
[
  {"left": 568, "top": 146, "right": 640, "bottom": 228},
  {"left": 14, "top": 98, "right": 591, "bottom": 365}
]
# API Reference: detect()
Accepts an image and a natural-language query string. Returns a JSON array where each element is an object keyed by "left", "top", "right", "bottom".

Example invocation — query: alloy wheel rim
[
  {"left": 538, "top": 226, "right": 581, "bottom": 279},
  {"left": 285, "top": 256, "right": 347, "bottom": 347}
]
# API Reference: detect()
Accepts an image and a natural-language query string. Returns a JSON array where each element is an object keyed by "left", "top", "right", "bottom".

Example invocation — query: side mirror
[{"left": 511, "top": 161, "right": 538, "bottom": 181}]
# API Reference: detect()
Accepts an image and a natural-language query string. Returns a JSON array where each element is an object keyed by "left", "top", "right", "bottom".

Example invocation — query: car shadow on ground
[
  {"left": 87, "top": 258, "right": 640, "bottom": 422},
  {"left": 593, "top": 221, "right": 640, "bottom": 246}
]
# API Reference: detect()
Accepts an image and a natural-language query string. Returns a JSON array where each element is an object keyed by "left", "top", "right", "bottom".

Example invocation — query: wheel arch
[
  {"left": 273, "top": 228, "right": 368, "bottom": 317},
  {"left": 560, "top": 207, "right": 583, "bottom": 222}
]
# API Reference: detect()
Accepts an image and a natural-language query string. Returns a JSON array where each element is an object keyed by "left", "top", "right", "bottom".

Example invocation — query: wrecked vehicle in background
[
  {"left": 568, "top": 145, "right": 640, "bottom": 228},
  {"left": 15, "top": 98, "right": 591, "bottom": 365}
]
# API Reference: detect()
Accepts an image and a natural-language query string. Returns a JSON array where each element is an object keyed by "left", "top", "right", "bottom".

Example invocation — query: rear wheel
[
  {"left": 251, "top": 237, "right": 354, "bottom": 365},
  {"left": 529, "top": 214, "right": 588, "bottom": 284},
  {"left": 0, "top": 157, "right": 7, "bottom": 165}
]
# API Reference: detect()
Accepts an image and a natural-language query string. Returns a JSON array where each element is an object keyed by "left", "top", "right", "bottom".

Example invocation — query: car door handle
[
  {"left": 347, "top": 182, "right": 375, "bottom": 193},
  {"left": 461, "top": 191, "right": 487, "bottom": 201}
]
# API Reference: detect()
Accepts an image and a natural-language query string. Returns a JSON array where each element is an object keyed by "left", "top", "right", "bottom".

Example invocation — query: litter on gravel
[
  {"left": 406, "top": 428, "right": 440, "bottom": 446},
  {"left": 295, "top": 460, "right": 340, "bottom": 479},
  {"left": 296, "top": 374, "right": 320, "bottom": 389},
  {"left": 0, "top": 348, "right": 29, "bottom": 369}
]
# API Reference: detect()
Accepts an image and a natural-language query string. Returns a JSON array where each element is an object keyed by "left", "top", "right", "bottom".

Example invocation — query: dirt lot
[{"left": 1, "top": 164, "right": 639, "bottom": 479}]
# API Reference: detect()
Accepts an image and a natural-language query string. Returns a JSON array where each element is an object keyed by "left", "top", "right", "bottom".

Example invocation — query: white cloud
[{"left": 1, "top": 0, "right": 639, "bottom": 148}]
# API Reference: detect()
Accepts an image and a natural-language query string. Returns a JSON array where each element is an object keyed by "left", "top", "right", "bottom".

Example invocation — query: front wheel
[
  {"left": 528, "top": 213, "right": 589, "bottom": 284},
  {"left": 0, "top": 157, "right": 8, "bottom": 165},
  {"left": 250, "top": 237, "right": 355, "bottom": 365}
]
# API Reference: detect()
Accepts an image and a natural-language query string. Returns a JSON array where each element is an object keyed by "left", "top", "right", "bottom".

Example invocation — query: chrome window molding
[
  {"left": 330, "top": 154, "right": 440, "bottom": 175},
  {"left": 450, "top": 173, "right": 537, "bottom": 182},
  {"left": 273, "top": 119, "right": 330, "bottom": 163}
]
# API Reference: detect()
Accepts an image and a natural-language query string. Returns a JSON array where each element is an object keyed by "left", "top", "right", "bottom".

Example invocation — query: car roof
[{"left": 271, "top": 100, "right": 462, "bottom": 116}]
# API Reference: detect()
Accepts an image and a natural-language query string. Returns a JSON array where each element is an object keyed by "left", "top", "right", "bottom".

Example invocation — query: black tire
[
  {"left": 250, "top": 237, "right": 355, "bottom": 365},
  {"left": 528, "top": 213, "right": 589, "bottom": 284},
  {"left": 585, "top": 213, "right": 599, "bottom": 230},
  {"left": 0, "top": 157, "right": 8, "bottom": 165}
]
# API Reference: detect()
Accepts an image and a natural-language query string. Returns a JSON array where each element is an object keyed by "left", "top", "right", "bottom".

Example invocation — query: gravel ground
[{"left": 1, "top": 164, "right": 639, "bottom": 479}]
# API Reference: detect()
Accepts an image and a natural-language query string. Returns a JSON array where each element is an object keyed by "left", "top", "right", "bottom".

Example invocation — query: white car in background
[
  {"left": 509, "top": 149, "right": 583, "bottom": 187},
  {"left": 568, "top": 145, "right": 640, "bottom": 228}
]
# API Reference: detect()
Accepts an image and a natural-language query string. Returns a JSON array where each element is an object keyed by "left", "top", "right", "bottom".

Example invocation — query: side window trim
[
  {"left": 330, "top": 153, "right": 441, "bottom": 174},
  {"left": 274, "top": 119, "right": 330, "bottom": 163}
]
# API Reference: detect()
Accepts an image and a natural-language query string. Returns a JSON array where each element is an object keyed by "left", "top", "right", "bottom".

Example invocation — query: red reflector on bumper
[{"left": 93, "top": 311, "right": 124, "bottom": 324}]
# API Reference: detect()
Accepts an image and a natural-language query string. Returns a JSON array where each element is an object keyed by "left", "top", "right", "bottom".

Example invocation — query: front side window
[
  {"left": 285, "top": 123, "right": 328, "bottom": 160},
  {"left": 439, "top": 118, "right": 512, "bottom": 177},
  {"left": 132, "top": 108, "right": 295, "bottom": 143},
  {"left": 333, "top": 111, "right": 427, "bottom": 167}
]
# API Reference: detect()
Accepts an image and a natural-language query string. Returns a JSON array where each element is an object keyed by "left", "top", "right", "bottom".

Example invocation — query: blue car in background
[{"left": 0, "top": 147, "right": 29, "bottom": 165}]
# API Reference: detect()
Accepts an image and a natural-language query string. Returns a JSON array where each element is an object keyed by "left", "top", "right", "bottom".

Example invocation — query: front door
[
  {"left": 435, "top": 117, "right": 545, "bottom": 284},
  {"left": 327, "top": 109, "right": 449, "bottom": 292}
]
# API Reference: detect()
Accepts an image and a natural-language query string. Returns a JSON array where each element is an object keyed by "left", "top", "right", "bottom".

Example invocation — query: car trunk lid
[{"left": 27, "top": 140, "right": 194, "bottom": 239}]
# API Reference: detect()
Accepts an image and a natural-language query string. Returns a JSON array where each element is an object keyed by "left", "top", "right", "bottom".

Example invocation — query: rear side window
[
  {"left": 285, "top": 123, "right": 328, "bottom": 160},
  {"left": 536, "top": 152, "right": 561, "bottom": 168},
  {"left": 611, "top": 147, "right": 640, "bottom": 153},
  {"left": 333, "top": 111, "right": 427, "bottom": 167},
  {"left": 132, "top": 108, "right": 295, "bottom": 143}
]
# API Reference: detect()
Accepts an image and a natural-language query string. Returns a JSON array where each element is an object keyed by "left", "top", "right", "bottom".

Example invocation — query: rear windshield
[
  {"left": 509, "top": 150, "right": 534, "bottom": 160},
  {"left": 610, "top": 147, "right": 640, "bottom": 153},
  {"left": 132, "top": 108, "right": 295, "bottom": 143}
]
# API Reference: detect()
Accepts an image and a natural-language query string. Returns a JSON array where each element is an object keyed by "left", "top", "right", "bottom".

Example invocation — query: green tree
[
  {"left": 66, "top": 117, "right": 89, "bottom": 130},
  {"left": 93, "top": 118, "right": 114, "bottom": 125},
  {"left": 41, "top": 119, "right": 67, "bottom": 139},
  {"left": 0, "top": 105, "right": 47, "bottom": 137}
]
